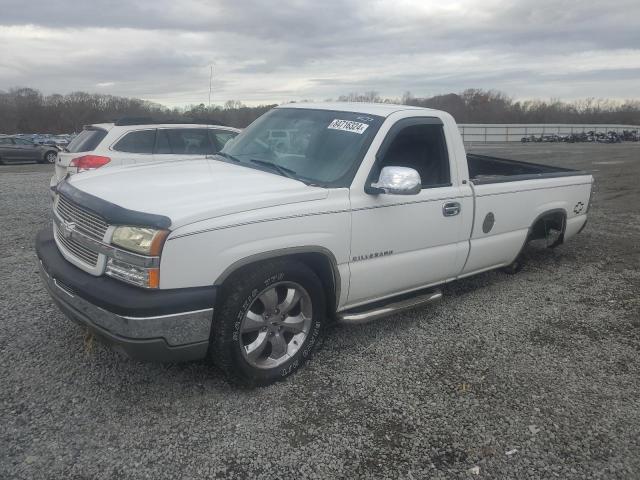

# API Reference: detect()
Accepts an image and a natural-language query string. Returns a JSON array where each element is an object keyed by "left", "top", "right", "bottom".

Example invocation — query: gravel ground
[{"left": 1, "top": 143, "right": 639, "bottom": 479}]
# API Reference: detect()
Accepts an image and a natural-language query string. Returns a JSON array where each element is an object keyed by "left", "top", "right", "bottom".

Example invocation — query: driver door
[
  {"left": 13, "top": 138, "right": 40, "bottom": 161},
  {"left": 347, "top": 119, "right": 470, "bottom": 306},
  {"left": 0, "top": 137, "right": 16, "bottom": 161}
]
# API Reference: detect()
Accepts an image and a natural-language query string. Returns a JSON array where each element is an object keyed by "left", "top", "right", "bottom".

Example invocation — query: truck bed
[{"left": 467, "top": 154, "right": 586, "bottom": 185}]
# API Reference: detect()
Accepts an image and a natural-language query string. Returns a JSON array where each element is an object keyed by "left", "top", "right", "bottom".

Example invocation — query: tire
[
  {"left": 501, "top": 256, "right": 524, "bottom": 274},
  {"left": 210, "top": 258, "right": 326, "bottom": 386},
  {"left": 42, "top": 151, "right": 57, "bottom": 164}
]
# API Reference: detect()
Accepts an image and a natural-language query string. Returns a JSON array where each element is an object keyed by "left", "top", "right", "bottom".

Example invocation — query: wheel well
[
  {"left": 290, "top": 252, "right": 338, "bottom": 315},
  {"left": 217, "top": 251, "right": 339, "bottom": 315},
  {"left": 527, "top": 210, "right": 566, "bottom": 245}
]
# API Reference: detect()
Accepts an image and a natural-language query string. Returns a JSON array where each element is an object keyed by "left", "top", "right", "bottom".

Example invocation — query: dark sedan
[{"left": 0, "top": 136, "right": 59, "bottom": 164}]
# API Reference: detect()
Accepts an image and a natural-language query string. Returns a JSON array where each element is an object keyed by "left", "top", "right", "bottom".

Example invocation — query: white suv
[{"left": 51, "top": 121, "right": 240, "bottom": 188}]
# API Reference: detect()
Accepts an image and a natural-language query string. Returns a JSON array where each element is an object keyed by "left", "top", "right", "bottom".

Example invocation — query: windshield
[
  {"left": 66, "top": 128, "right": 107, "bottom": 153},
  {"left": 220, "top": 108, "right": 384, "bottom": 187}
]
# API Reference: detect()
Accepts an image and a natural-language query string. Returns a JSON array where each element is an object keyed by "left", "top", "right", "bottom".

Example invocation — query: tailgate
[
  {"left": 55, "top": 151, "right": 78, "bottom": 181},
  {"left": 56, "top": 127, "right": 110, "bottom": 181}
]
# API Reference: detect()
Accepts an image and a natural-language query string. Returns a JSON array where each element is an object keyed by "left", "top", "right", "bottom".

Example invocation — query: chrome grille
[
  {"left": 56, "top": 195, "right": 109, "bottom": 241},
  {"left": 55, "top": 224, "right": 99, "bottom": 266}
]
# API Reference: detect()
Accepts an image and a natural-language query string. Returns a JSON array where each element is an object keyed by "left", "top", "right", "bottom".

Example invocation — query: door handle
[{"left": 442, "top": 202, "right": 461, "bottom": 217}]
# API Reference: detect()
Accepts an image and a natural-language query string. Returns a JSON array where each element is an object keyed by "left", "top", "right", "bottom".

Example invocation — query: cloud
[{"left": 0, "top": 0, "right": 639, "bottom": 105}]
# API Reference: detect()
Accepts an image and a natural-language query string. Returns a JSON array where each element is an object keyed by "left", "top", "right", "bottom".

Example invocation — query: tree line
[
  {"left": 0, "top": 87, "right": 276, "bottom": 134},
  {"left": 1, "top": 87, "right": 639, "bottom": 134},
  {"left": 337, "top": 90, "right": 640, "bottom": 125}
]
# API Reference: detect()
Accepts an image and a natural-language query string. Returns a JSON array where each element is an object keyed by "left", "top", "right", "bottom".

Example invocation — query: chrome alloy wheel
[
  {"left": 239, "top": 281, "right": 313, "bottom": 369},
  {"left": 45, "top": 151, "right": 57, "bottom": 163}
]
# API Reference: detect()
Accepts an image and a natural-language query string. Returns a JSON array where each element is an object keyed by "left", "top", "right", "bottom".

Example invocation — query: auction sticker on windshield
[{"left": 328, "top": 119, "right": 369, "bottom": 134}]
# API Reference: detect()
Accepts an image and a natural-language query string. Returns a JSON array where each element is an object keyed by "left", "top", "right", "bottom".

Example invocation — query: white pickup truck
[{"left": 36, "top": 103, "right": 593, "bottom": 386}]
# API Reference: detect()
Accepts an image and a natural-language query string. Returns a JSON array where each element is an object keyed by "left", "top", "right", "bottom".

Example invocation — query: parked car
[
  {"left": 42, "top": 135, "right": 72, "bottom": 147},
  {"left": 0, "top": 135, "right": 59, "bottom": 164},
  {"left": 50, "top": 120, "right": 240, "bottom": 189},
  {"left": 36, "top": 103, "right": 593, "bottom": 386}
]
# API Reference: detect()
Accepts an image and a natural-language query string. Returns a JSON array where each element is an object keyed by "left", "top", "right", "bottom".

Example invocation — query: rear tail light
[{"left": 69, "top": 155, "right": 111, "bottom": 172}]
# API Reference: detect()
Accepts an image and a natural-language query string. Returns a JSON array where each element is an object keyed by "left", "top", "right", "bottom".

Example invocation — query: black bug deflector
[{"left": 56, "top": 180, "right": 172, "bottom": 229}]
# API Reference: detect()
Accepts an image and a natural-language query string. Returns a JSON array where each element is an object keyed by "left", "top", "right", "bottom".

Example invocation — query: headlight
[{"left": 111, "top": 226, "right": 168, "bottom": 255}]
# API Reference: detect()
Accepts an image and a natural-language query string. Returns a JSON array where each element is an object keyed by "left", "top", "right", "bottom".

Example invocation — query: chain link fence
[{"left": 458, "top": 124, "right": 640, "bottom": 143}]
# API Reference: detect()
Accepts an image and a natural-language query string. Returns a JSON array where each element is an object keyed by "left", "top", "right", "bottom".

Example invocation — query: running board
[{"left": 337, "top": 289, "right": 443, "bottom": 325}]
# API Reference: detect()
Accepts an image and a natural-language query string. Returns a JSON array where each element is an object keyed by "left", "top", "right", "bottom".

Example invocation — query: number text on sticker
[{"left": 328, "top": 119, "right": 369, "bottom": 134}]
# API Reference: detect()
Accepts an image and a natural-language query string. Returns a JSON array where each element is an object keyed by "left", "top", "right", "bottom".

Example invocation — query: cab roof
[
  {"left": 84, "top": 123, "right": 238, "bottom": 132},
  {"left": 277, "top": 102, "right": 437, "bottom": 117}
]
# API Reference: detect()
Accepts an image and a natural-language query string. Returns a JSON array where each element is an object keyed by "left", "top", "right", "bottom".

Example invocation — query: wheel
[
  {"left": 42, "top": 151, "right": 57, "bottom": 164},
  {"left": 501, "top": 255, "right": 524, "bottom": 274},
  {"left": 211, "top": 258, "right": 326, "bottom": 386}
]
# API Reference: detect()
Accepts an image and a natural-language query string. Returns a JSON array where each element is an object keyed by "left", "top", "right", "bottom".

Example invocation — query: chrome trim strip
[
  {"left": 171, "top": 209, "right": 350, "bottom": 239},
  {"left": 121, "top": 308, "right": 213, "bottom": 321},
  {"left": 170, "top": 195, "right": 474, "bottom": 240},
  {"left": 474, "top": 181, "right": 592, "bottom": 197},
  {"left": 53, "top": 214, "right": 160, "bottom": 268},
  {"left": 351, "top": 195, "right": 473, "bottom": 212}
]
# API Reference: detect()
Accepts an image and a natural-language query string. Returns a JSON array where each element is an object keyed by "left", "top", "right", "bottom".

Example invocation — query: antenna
[{"left": 208, "top": 64, "right": 213, "bottom": 108}]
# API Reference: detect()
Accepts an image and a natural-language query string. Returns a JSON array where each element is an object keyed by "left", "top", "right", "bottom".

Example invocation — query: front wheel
[{"left": 211, "top": 259, "right": 326, "bottom": 386}]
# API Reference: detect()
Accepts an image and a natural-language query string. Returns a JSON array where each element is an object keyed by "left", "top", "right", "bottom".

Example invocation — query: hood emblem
[{"left": 62, "top": 221, "right": 76, "bottom": 238}]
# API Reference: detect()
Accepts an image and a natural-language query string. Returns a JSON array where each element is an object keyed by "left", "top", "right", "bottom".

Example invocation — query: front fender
[{"left": 158, "top": 191, "right": 351, "bottom": 305}]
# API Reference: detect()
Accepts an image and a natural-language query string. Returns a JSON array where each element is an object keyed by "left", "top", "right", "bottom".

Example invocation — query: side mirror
[{"left": 369, "top": 166, "right": 421, "bottom": 195}]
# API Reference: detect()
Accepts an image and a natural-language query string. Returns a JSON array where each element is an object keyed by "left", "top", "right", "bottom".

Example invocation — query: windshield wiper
[
  {"left": 249, "top": 159, "right": 298, "bottom": 180},
  {"left": 215, "top": 154, "right": 308, "bottom": 184},
  {"left": 213, "top": 151, "right": 240, "bottom": 162}
]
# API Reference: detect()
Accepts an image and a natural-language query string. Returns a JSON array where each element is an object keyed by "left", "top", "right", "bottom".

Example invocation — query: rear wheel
[
  {"left": 501, "top": 256, "right": 524, "bottom": 274},
  {"left": 502, "top": 212, "right": 566, "bottom": 274},
  {"left": 210, "top": 258, "right": 326, "bottom": 386}
]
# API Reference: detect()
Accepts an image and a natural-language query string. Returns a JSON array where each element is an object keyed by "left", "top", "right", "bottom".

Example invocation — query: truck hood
[{"left": 67, "top": 158, "right": 329, "bottom": 228}]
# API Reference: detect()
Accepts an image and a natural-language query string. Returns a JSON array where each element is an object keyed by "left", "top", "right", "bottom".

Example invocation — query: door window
[
  {"left": 377, "top": 124, "right": 451, "bottom": 188},
  {"left": 155, "top": 128, "right": 215, "bottom": 155},
  {"left": 113, "top": 130, "right": 156, "bottom": 154},
  {"left": 155, "top": 129, "right": 172, "bottom": 154},
  {"left": 211, "top": 131, "right": 237, "bottom": 150},
  {"left": 0, "top": 138, "right": 12, "bottom": 145},
  {"left": 67, "top": 128, "right": 107, "bottom": 153}
]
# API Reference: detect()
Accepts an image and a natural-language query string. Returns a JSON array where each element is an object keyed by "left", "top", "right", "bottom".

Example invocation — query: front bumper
[{"left": 36, "top": 229, "right": 216, "bottom": 362}]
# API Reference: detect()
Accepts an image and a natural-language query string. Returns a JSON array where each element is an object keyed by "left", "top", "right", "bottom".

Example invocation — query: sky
[{"left": 0, "top": 0, "right": 639, "bottom": 107}]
